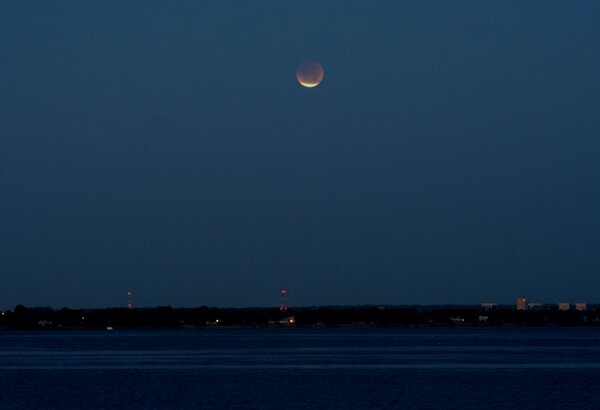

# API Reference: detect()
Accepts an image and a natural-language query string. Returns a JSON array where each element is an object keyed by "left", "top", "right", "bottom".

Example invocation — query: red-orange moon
[{"left": 296, "top": 61, "right": 324, "bottom": 88}]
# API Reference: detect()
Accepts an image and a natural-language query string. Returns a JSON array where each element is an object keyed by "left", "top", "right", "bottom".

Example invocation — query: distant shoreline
[{"left": 1, "top": 304, "right": 598, "bottom": 330}]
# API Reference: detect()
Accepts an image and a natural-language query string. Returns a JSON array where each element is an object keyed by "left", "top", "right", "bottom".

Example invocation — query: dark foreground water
[{"left": 1, "top": 328, "right": 599, "bottom": 409}]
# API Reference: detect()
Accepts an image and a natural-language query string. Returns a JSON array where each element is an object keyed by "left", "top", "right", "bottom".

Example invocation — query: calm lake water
[{"left": 1, "top": 327, "right": 599, "bottom": 409}]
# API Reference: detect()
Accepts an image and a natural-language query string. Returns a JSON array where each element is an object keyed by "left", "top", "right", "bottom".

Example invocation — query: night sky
[{"left": 1, "top": 1, "right": 600, "bottom": 309}]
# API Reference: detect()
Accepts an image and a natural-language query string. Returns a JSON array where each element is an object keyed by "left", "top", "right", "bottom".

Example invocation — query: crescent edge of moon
[{"left": 298, "top": 80, "right": 320, "bottom": 88}]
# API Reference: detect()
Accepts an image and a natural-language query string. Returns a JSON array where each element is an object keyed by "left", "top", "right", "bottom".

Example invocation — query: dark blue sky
[{"left": 1, "top": 1, "right": 599, "bottom": 308}]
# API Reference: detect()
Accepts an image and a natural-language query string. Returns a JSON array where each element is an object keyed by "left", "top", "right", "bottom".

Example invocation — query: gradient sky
[{"left": 1, "top": 1, "right": 600, "bottom": 309}]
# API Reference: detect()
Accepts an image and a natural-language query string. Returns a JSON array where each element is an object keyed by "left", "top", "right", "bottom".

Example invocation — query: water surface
[{"left": 1, "top": 328, "right": 599, "bottom": 408}]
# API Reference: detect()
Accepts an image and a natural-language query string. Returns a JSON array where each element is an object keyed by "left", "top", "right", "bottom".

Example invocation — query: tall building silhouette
[{"left": 516, "top": 296, "right": 528, "bottom": 310}]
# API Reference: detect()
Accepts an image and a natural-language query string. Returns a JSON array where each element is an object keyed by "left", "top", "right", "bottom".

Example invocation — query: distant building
[
  {"left": 527, "top": 303, "right": 544, "bottom": 311},
  {"left": 279, "top": 316, "right": 296, "bottom": 325},
  {"left": 517, "top": 296, "right": 528, "bottom": 311},
  {"left": 558, "top": 303, "right": 571, "bottom": 311},
  {"left": 481, "top": 303, "right": 497, "bottom": 310},
  {"left": 576, "top": 303, "right": 587, "bottom": 311}
]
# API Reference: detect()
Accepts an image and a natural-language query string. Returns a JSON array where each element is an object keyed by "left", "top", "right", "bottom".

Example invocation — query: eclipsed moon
[{"left": 296, "top": 61, "right": 324, "bottom": 88}]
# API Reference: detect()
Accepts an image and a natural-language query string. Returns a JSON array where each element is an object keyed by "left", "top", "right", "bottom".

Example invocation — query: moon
[{"left": 296, "top": 61, "right": 324, "bottom": 88}]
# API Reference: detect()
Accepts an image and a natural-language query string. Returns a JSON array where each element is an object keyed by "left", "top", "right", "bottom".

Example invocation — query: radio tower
[
  {"left": 127, "top": 290, "right": 133, "bottom": 309},
  {"left": 280, "top": 289, "right": 287, "bottom": 312}
]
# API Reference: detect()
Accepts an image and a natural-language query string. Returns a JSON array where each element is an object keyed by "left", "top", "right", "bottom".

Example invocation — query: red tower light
[{"left": 280, "top": 289, "right": 288, "bottom": 312}]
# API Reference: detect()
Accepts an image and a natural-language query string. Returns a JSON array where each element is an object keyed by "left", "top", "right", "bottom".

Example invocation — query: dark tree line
[{"left": 1, "top": 304, "right": 598, "bottom": 329}]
